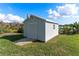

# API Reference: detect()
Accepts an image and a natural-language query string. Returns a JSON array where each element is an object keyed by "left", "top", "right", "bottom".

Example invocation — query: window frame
[{"left": 53, "top": 24, "right": 55, "bottom": 30}]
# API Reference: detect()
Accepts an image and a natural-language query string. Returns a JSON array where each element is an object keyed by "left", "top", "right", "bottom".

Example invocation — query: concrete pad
[{"left": 15, "top": 38, "right": 34, "bottom": 46}]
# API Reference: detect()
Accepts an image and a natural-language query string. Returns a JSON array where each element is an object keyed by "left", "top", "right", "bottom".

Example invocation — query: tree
[{"left": 59, "top": 22, "right": 79, "bottom": 34}]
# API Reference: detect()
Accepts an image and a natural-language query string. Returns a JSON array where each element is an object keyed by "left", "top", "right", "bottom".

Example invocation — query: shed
[{"left": 23, "top": 14, "right": 59, "bottom": 42}]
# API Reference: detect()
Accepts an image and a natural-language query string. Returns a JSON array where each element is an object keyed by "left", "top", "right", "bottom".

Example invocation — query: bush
[
  {"left": 0, "top": 22, "right": 23, "bottom": 33},
  {"left": 59, "top": 22, "right": 79, "bottom": 34}
]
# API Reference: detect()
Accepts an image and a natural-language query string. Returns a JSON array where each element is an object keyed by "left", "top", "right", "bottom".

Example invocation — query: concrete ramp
[{"left": 15, "top": 38, "right": 34, "bottom": 46}]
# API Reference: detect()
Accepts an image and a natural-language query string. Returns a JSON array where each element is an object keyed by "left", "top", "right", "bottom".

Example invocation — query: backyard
[{"left": 0, "top": 33, "right": 79, "bottom": 56}]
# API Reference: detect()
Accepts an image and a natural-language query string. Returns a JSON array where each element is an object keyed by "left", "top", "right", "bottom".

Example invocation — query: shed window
[{"left": 53, "top": 24, "right": 55, "bottom": 29}]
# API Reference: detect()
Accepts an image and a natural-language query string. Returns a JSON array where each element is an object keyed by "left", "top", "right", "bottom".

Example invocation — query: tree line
[
  {"left": 0, "top": 21, "right": 79, "bottom": 35},
  {"left": 0, "top": 21, "right": 23, "bottom": 34},
  {"left": 59, "top": 22, "right": 79, "bottom": 34}
]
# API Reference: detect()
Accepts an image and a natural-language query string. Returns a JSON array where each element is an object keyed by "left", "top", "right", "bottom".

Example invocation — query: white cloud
[
  {"left": 0, "top": 13, "right": 24, "bottom": 23},
  {"left": 52, "top": 10, "right": 60, "bottom": 17},
  {"left": 0, "top": 13, "right": 5, "bottom": 20},
  {"left": 47, "top": 4, "right": 79, "bottom": 24},
  {"left": 57, "top": 4, "right": 79, "bottom": 15},
  {"left": 48, "top": 9, "right": 53, "bottom": 14},
  {"left": 48, "top": 9, "right": 60, "bottom": 19},
  {"left": 47, "top": 4, "right": 79, "bottom": 19},
  {"left": 48, "top": 14, "right": 53, "bottom": 18},
  {"left": 58, "top": 15, "right": 79, "bottom": 24}
]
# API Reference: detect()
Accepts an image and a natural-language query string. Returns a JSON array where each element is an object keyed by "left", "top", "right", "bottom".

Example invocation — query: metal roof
[{"left": 24, "top": 14, "right": 59, "bottom": 25}]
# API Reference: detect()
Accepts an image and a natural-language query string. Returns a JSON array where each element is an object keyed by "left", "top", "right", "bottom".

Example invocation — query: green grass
[{"left": 0, "top": 34, "right": 79, "bottom": 56}]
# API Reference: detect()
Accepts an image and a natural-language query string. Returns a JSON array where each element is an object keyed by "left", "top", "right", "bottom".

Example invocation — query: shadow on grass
[
  {"left": 32, "top": 40, "right": 44, "bottom": 43},
  {"left": 0, "top": 33, "right": 45, "bottom": 43},
  {"left": 0, "top": 34, "right": 24, "bottom": 42}
]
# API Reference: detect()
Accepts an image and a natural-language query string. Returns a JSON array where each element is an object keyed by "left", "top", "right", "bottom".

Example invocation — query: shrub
[
  {"left": 59, "top": 22, "right": 79, "bottom": 34},
  {"left": 0, "top": 21, "right": 23, "bottom": 33}
]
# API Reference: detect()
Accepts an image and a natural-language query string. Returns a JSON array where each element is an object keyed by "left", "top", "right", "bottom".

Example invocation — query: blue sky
[
  {"left": 0, "top": 3, "right": 79, "bottom": 24},
  {"left": 0, "top": 3, "right": 62, "bottom": 18}
]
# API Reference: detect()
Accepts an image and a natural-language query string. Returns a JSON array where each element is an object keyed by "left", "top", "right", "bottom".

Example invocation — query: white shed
[{"left": 23, "top": 14, "right": 59, "bottom": 42}]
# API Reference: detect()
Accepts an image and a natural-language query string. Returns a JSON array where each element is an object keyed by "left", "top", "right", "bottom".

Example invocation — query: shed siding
[
  {"left": 23, "top": 16, "right": 45, "bottom": 41},
  {"left": 32, "top": 17, "right": 45, "bottom": 41},
  {"left": 45, "top": 22, "right": 59, "bottom": 42},
  {"left": 23, "top": 15, "right": 59, "bottom": 42},
  {"left": 23, "top": 20, "right": 27, "bottom": 36}
]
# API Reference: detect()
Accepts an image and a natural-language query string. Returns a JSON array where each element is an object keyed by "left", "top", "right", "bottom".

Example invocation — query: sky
[{"left": 0, "top": 3, "right": 79, "bottom": 24}]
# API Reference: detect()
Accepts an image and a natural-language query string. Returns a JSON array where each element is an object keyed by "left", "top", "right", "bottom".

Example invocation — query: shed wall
[
  {"left": 23, "top": 17, "right": 45, "bottom": 41},
  {"left": 45, "top": 22, "right": 59, "bottom": 42},
  {"left": 23, "top": 15, "right": 59, "bottom": 42}
]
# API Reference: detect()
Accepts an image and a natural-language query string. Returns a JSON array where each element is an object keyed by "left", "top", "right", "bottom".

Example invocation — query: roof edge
[{"left": 24, "top": 14, "right": 59, "bottom": 25}]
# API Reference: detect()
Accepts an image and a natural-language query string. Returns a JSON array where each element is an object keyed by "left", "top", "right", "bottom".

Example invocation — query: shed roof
[{"left": 24, "top": 14, "right": 58, "bottom": 25}]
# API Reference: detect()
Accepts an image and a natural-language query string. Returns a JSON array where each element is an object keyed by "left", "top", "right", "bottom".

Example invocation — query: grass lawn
[{"left": 0, "top": 34, "right": 79, "bottom": 56}]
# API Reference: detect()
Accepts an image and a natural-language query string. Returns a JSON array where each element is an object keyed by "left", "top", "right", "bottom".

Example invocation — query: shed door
[{"left": 27, "top": 22, "right": 38, "bottom": 39}]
